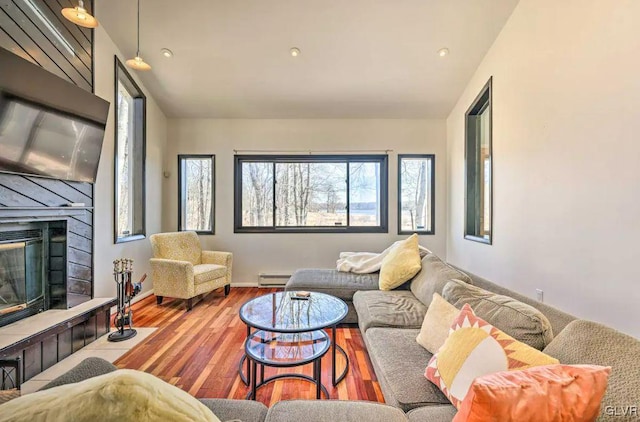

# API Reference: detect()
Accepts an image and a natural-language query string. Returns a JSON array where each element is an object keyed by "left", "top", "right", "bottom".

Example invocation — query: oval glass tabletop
[
  {"left": 245, "top": 329, "right": 330, "bottom": 367},
  {"left": 239, "top": 291, "right": 348, "bottom": 333}
]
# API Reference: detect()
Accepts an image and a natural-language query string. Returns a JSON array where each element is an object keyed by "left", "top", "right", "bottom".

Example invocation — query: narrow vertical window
[
  {"left": 398, "top": 154, "right": 435, "bottom": 234},
  {"left": 114, "top": 57, "right": 146, "bottom": 243},
  {"left": 178, "top": 155, "right": 215, "bottom": 234},
  {"left": 465, "top": 77, "right": 492, "bottom": 244}
]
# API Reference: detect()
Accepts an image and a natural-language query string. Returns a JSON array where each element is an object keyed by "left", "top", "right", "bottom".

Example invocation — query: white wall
[
  {"left": 446, "top": 0, "right": 640, "bottom": 337},
  {"left": 92, "top": 25, "right": 167, "bottom": 297},
  {"left": 164, "top": 119, "right": 446, "bottom": 285}
]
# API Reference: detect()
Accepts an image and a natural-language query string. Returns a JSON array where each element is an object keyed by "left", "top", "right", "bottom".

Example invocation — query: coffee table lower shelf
[
  {"left": 238, "top": 325, "right": 349, "bottom": 389},
  {"left": 244, "top": 329, "right": 331, "bottom": 400}
]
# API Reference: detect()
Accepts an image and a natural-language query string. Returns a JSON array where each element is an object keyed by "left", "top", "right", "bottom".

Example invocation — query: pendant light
[
  {"left": 126, "top": 0, "right": 151, "bottom": 71},
  {"left": 61, "top": 0, "right": 98, "bottom": 28}
]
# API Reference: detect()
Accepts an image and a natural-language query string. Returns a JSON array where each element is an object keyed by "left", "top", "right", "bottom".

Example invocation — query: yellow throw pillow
[
  {"left": 0, "top": 369, "right": 220, "bottom": 422},
  {"left": 379, "top": 234, "right": 422, "bottom": 290},
  {"left": 425, "top": 304, "right": 559, "bottom": 409},
  {"left": 416, "top": 293, "right": 459, "bottom": 354}
]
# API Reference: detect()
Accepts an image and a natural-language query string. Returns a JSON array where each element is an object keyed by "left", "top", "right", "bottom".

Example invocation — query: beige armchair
[{"left": 149, "top": 231, "right": 232, "bottom": 311}]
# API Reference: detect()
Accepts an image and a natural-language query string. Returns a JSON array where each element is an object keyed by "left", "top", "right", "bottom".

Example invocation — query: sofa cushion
[
  {"left": 543, "top": 320, "right": 640, "bottom": 421},
  {"left": 442, "top": 279, "right": 554, "bottom": 350},
  {"left": 194, "top": 264, "right": 227, "bottom": 284},
  {"left": 407, "top": 405, "right": 457, "bottom": 422},
  {"left": 416, "top": 293, "right": 459, "bottom": 354},
  {"left": 460, "top": 269, "right": 576, "bottom": 338},
  {"left": 199, "top": 398, "right": 267, "bottom": 422},
  {"left": 285, "top": 269, "right": 380, "bottom": 302},
  {"left": 379, "top": 234, "right": 422, "bottom": 291},
  {"left": 265, "top": 400, "right": 408, "bottom": 422},
  {"left": 353, "top": 290, "right": 427, "bottom": 332},
  {"left": 365, "top": 327, "right": 450, "bottom": 411},
  {"left": 410, "top": 254, "right": 472, "bottom": 308}
]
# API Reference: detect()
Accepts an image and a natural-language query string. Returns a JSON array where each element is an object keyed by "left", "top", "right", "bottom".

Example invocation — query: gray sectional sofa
[
  {"left": 287, "top": 252, "right": 640, "bottom": 421},
  {"left": 14, "top": 253, "right": 639, "bottom": 421}
]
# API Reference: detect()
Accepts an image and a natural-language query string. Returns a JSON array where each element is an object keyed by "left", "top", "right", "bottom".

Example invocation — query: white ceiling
[{"left": 97, "top": 0, "right": 519, "bottom": 118}]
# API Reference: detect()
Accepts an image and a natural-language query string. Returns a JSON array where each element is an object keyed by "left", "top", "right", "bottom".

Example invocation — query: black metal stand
[{"left": 108, "top": 259, "right": 137, "bottom": 342}]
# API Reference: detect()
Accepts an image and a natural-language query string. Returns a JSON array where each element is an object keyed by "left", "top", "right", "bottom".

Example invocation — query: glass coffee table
[
  {"left": 245, "top": 329, "right": 330, "bottom": 399},
  {"left": 238, "top": 291, "right": 349, "bottom": 397}
]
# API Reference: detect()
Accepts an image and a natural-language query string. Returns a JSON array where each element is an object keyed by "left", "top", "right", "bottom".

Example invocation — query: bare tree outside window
[
  {"left": 241, "top": 162, "right": 273, "bottom": 226},
  {"left": 114, "top": 58, "right": 146, "bottom": 243},
  {"left": 275, "top": 162, "right": 347, "bottom": 227},
  {"left": 398, "top": 155, "right": 435, "bottom": 234},
  {"left": 116, "top": 82, "right": 133, "bottom": 236},
  {"left": 179, "top": 155, "right": 214, "bottom": 233},
  {"left": 235, "top": 155, "right": 388, "bottom": 233}
]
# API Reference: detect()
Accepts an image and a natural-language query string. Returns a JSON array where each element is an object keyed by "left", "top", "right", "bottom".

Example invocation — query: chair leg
[
  {"left": 186, "top": 298, "right": 193, "bottom": 311},
  {"left": 224, "top": 284, "right": 231, "bottom": 296},
  {"left": 156, "top": 296, "right": 163, "bottom": 305}
]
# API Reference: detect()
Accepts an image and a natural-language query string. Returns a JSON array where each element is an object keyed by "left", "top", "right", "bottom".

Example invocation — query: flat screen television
[
  {"left": 0, "top": 96, "right": 105, "bottom": 183},
  {"left": 0, "top": 47, "right": 110, "bottom": 183}
]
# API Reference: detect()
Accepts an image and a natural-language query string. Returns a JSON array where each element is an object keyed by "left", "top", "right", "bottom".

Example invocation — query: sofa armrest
[
  {"left": 199, "top": 398, "right": 267, "bottom": 422},
  {"left": 201, "top": 251, "right": 232, "bottom": 267},
  {"left": 150, "top": 258, "right": 195, "bottom": 298},
  {"left": 201, "top": 251, "right": 232, "bottom": 283},
  {"left": 39, "top": 358, "right": 117, "bottom": 391}
]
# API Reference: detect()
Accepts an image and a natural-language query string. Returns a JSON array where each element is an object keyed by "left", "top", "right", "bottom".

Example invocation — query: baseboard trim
[{"left": 231, "top": 282, "right": 260, "bottom": 288}]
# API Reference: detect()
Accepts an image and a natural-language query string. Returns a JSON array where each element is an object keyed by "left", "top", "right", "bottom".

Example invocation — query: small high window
[
  {"left": 465, "top": 77, "right": 492, "bottom": 244},
  {"left": 398, "top": 155, "right": 435, "bottom": 234},
  {"left": 114, "top": 57, "right": 146, "bottom": 243},
  {"left": 178, "top": 155, "right": 215, "bottom": 234}
]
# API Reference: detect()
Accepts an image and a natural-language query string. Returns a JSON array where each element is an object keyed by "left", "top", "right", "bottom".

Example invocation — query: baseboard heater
[{"left": 258, "top": 273, "right": 291, "bottom": 287}]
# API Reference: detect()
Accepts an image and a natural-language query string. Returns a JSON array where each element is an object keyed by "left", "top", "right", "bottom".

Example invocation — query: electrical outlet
[{"left": 536, "top": 289, "right": 544, "bottom": 303}]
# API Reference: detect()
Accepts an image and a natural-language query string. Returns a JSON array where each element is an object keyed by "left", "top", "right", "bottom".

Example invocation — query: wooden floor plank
[{"left": 115, "top": 287, "right": 385, "bottom": 406}]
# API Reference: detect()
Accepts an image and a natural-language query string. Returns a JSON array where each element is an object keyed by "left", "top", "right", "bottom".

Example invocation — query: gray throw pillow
[{"left": 442, "top": 279, "right": 554, "bottom": 350}]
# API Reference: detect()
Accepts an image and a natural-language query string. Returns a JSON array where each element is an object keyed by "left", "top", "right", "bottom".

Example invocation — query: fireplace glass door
[{"left": 0, "top": 240, "right": 44, "bottom": 316}]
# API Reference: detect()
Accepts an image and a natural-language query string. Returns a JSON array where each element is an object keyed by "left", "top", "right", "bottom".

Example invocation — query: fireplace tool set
[{"left": 108, "top": 258, "right": 145, "bottom": 342}]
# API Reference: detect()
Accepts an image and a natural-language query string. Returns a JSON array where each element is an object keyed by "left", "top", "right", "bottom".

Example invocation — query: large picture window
[
  {"left": 465, "top": 77, "right": 492, "bottom": 244},
  {"left": 398, "top": 154, "right": 435, "bottom": 234},
  {"left": 114, "top": 57, "right": 146, "bottom": 243},
  {"left": 179, "top": 155, "right": 215, "bottom": 234},
  {"left": 234, "top": 155, "right": 388, "bottom": 233}
]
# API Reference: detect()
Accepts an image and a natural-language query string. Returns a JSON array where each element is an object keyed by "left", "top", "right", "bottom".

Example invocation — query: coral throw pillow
[
  {"left": 379, "top": 234, "right": 422, "bottom": 290},
  {"left": 425, "top": 304, "right": 559, "bottom": 408},
  {"left": 453, "top": 364, "right": 611, "bottom": 422}
]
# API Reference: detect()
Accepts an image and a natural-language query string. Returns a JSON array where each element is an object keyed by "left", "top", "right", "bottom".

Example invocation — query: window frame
[
  {"left": 397, "top": 154, "right": 436, "bottom": 235},
  {"left": 178, "top": 154, "right": 216, "bottom": 235},
  {"left": 113, "top": 57, "right": 146, "bottom": 244},
  {"left": 234, "top": 154, "right": 389, "bottom": 234},
  {"left": 464, "top": 77, "right": 493, "bottom": 244}
]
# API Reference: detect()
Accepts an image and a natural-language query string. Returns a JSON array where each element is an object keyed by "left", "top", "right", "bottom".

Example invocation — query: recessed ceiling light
[
  {"left": 438, "top": 48, "right": 449, "bottom": 57},
  {"left": 161, "top": 48, "right": 173, "bottom": 58},
  {"left": 290, "top": 47, "right": 301, "bottom": 57}
]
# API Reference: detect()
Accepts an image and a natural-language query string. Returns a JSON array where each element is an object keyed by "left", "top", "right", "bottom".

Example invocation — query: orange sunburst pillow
[{"left": 424, "top": 303, "right": 559, "bottom": 408}]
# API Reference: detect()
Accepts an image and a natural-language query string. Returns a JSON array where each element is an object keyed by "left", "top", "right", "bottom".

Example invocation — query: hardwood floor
[{"left": 114, "top": 287, "right": 385, "bottom": 406}]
